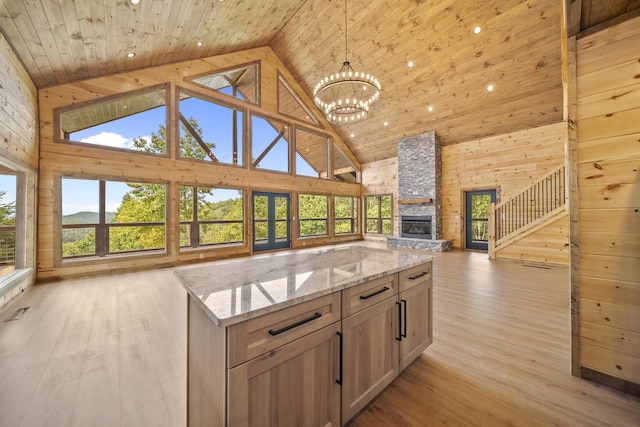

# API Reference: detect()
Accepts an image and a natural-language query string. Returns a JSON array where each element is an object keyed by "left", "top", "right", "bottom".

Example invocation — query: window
[
  {"left": 334, "top": 144, "right": 360, "bottom": 183},
  {"left": 251, "top": 115, "right": 290, "bottom": 173},
  {"left": 298, "top": 194, "right": 328, "bottom": 237},
  {"left": 179, "top": 186, "right": 244, "bottom": 248},
  {"left": 178, "top": 90, "right": 244, "bottom": 166},
  {"left": 278, "top": 74, "right": 318, "bottom": 125},
  {"left": 187, "top": 63, "right": 259, "bottom": 104},
  {"left": 334, "top": 196, "right": 359, "bottom": 235},
  {"left": 62, "top": 178, "right": 166, "bottom": 258},
  {"left": 59, "top": 87, "right": 167, "bottom": 154},
  {"left": 365, "top": 195, "right": 392, "bottom": 234},
  {"left": 295, "top": 127, "right": 329, "bottom": 179},
  {"left": 0, "top": 172, "right": 17, "bottom": 278}
]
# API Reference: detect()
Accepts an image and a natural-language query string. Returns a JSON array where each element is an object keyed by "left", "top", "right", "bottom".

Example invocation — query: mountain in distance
[{"left": 62, "top": 211, "right": 115, "bottom": 224}]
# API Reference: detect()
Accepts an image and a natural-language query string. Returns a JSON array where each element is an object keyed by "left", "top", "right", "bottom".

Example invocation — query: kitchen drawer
[
  {"left": 228, "top": 292, "right": 341, "bottom": 368},
  {"left": 398, "top": 263, "right": 432, "bottom": 292},
  {"left": 341, "top": 274, "right": 397, "bottom": 318}
]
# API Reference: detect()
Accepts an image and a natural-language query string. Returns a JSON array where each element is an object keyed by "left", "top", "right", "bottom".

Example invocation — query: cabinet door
[
  {"left": 399, "top": 280, "right": 432, "bottom": 371},
  {"left": 341, "top": 296, "right": 399, "bottom": 424},
  {"left": 228, "top": 323, "right": 341, "bottom": 427}
]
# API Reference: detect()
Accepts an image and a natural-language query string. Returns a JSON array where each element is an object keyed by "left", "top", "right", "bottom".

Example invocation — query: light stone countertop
[{"left": 174, "top": 245, "right": 433, "bottom": 327}]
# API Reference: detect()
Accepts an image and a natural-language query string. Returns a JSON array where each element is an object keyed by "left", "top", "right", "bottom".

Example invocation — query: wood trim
[
  {"left": 577, "top": 8, "right": 640, "bottom": 40},
  {"left": 565, "top": 35, "right": 581, "bottom": 378},
  {"left": 397, "top": 198, "right": 433, "bottom": 205}
]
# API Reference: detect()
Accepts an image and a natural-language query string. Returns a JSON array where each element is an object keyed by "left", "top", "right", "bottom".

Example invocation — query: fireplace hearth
[{"left": 401, "top": 216, "right": 432, "bottom": 239}]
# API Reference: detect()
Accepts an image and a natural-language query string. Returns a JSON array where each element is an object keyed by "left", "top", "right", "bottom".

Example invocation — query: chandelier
[{"left": 313, "top": 0, "right": 381, "bottom": 125}]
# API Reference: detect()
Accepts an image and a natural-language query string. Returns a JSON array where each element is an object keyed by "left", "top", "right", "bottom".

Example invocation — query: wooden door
[
  {"left": 341, "top": 296, "right": 399, "bottom": 425},
  {"left": 228, "top": 323, "right": 341, "bottom": 427},
  {"left": 399, "top": 280, "right": 433, "bottom": 371}
]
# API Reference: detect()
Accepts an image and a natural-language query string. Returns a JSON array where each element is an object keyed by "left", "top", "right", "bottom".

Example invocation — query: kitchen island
[{"left": 174, "top": 245, "right": 433, "bottom": 426}]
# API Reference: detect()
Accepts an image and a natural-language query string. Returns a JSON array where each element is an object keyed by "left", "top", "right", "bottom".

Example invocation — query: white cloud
[{"left": 81, "top": 131, "right": 132, "bottom": 149}]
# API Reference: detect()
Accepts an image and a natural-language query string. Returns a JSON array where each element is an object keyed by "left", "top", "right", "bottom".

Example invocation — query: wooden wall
[
  {"left": 361, "top": 123, "right": 569, "bottom": 265},
  {"left": 576, "top": 16, "right": 640, "bottom": 385},
  {"left": 37, "top": 46, "right": 361, "bottom": 281},
  {"left": 0, "top": 31, "right": 38, "bottom": 310},
  {"left": 441, "top": 122, "right": 569, "bottom": 264}
]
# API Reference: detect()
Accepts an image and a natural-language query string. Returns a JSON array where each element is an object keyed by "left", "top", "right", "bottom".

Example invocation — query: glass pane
[
  {"left": 275, "top": 196, "right": 289, "bottom": 241},
  {"left": 179, "top": 186, "right": 194, "bottom": 222},
  {"left": 254, "top": 195, "right": 268, "bottom": 242},
  {"left": 200, "top": 222, "right": 243, "bottom": 245},
  {"left": 382, "top": 219, "right": 392, "bottom": 234},
  {"left": 179, "top": 224, "right": 190, "bottom": 247},
  {"left": 189, "top": 64, "right": 258, "bottom": 104},
  {"left": 62, "top": 227, "right": 96, "bottom": 257},
  {"left": 366, "top": 196, "right": 379, "bottom": 219},
  {"left": 252, "top": 116, "right": 290, "bottom": 173},
  {"left": 109, "top": 225, "right": 165, "bottom": 253},
  {"left": 0, "top": 174, "right": 16, "bottom": 274},
  {"left": 197, "top": 188, "right": 243, "bottom": 221},
  {"left": 108, "top": 182, "right": 165, "bottom": 224},
  {"left": 295, "top": 128, "right": 328, "bottom": 178},
  {"left": 298, "top": 194, "right": 327, "bottom": 237},
  {"left": 62, "top": 88, "right": 167, "bottom": 154},
  {"left": 335, "top": 196, "right": 357, "bottom": 234},
  {"left": 334, "top": 144, "right": 359, "bottom": 183},
  {"left": 471, "top": 220, "right": 489, "bottom": 242},
  {"left": 366, "top": 219, "right": 378, "bottom": 233},
  {"left": 179, "top": 93, "right": 243, "bottom": 166},
  {"left": 381, "top": 195, "right": 392, "bottom": 217},
  {"left": 278, "top": 76, "right": 318, "bottom": 125},
  {"left": 471, "top": 194, "right": 491, "bottom": 219}
]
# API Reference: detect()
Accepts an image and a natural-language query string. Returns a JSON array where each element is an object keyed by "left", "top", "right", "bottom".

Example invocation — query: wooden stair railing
[{"left": 488, "top": 164, "right": 566, "bottom": 259}]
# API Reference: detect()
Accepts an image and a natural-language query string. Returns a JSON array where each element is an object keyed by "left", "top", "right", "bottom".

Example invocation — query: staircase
[{"left": 488, "top": 164, "right": 567, "bottom": 259}]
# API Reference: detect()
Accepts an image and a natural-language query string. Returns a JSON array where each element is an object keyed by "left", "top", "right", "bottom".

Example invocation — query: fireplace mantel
[{"left": 398, "top": 198, "right": 433, "bottom": 204}]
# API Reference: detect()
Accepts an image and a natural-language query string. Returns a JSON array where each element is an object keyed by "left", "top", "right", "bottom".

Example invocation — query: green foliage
[
  {"left": 365, "top": 195, "right": 392, "bottom": 234},
  {"left": 299, "top": 194, "right": 327, "bottom": 237},
  {"left": 62, "top": 211, "right": 114, "bottom": 225},
  {"left": 0, "top": 190, "right": 16, "bottom": 263},
  {"left": 470, "top": 194, "right": 491, "bottom": 241},
  {"left": 335, "top": 196, "right": 357, "bottom": 234}
]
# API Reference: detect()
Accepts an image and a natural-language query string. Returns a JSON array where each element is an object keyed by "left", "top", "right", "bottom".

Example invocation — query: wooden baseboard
[{"left": 580, "top": 367, "right": 640, "bottom": 397}]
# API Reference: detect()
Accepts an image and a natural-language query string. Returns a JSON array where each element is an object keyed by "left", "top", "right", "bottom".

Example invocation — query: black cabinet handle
[
  {"left": 268, "top": 312, "right": 322, "bottom": 336},
  {"left": 409, "top": 271, "right": 429, "bottom": 280},
  {"left": 360, "top": 286, "right": 390, "bottom": 300},
  {"left": 401, "top": 299, "right": 407, "bottom": 338},
  {"left": 336, "top": 331, "right": 343, "bottom": 385},
  {"left": 396, "top": 301, "right": 402, "bottom": 341}
]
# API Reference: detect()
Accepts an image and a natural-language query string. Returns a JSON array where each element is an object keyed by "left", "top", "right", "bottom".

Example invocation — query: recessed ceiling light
[
  {"left": 197, "top": 41, "right": 203, "bottom": 47},
  {"left": 486, "top": 84, "right": 495, "bottom": 92},
  {"left": 126, "top": 52, "right": 135, "bottom": 58},
  {"left": 383, "top": 121, "right": 389, "bottom": 127},
  {"left": 473, "top": 26, "right": 482, "bottom": 35},
  {"left": 407, "top": 60, "right": 414, "bottom": 68},
  {"left": 350, "top": 133, "right": 355, "bottom": 137},
  {"left": 427, "top": 105, "right": 434, "bottom": 112}
]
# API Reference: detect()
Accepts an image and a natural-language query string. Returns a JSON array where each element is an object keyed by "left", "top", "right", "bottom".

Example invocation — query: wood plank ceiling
[{"left": 1, "top": 0, "right": 638, "bottom": 164}]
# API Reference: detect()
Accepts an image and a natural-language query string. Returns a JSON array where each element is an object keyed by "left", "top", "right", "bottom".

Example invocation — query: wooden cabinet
[
  {"left": 399, "top": 280, "right": 432, "bottom": 370},
  {"left": 186, "top": 261, "right": 432, "bottom": 427},
  {"left": 341, "top": 295, "right": 399, "bottom": 424},
  {"left": 228, "top": 322, "right": 342, "bottom": 427}
]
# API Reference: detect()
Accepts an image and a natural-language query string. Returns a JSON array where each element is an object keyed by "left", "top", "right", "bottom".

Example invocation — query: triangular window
[
  {"left": 278, "top": 74, "right": 319, "bottom": 125},
  {"left": 188, "top": 63, "right": 259, "bottom": 105}
]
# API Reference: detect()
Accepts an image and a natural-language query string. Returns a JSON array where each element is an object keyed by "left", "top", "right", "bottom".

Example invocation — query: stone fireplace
[{"left": 387, "top": 131, "right": 452, "bottom": 252}]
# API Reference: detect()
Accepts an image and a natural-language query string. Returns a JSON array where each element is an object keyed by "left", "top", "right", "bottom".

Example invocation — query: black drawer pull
[
  {"left": 336, "top": 331, "right": 343, "bottom": 385},
  {"left": 409, "top": 271, "right": 429, "bottom": 280},
  {"left": 359, "top": 286, "right": 390, "bottom": 300},
  {"left": 268, "top": 312, "right": 322, "bottom": 336},
  {"left": 396, "top": 301, "right": 402, "bottom": 341}
]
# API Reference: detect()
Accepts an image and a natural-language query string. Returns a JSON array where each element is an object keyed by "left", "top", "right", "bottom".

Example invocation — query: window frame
[
  {"left": 297, "top": 193, "right": 329, "bottom": 238},
  {"left": 54, "top": 84, "right": 170, "bottom": 157},
  {"left": 61, "top": 178, "right": 167, "bottom": 260},
  {"left": 179, "top": 185, "right": 245, "bottom": 249},
  {"left": 364, "top": 194, "right": 393, "bottom": 235},
  {"left": 334, "top": 195, "right": 359, "bottom": 235}
]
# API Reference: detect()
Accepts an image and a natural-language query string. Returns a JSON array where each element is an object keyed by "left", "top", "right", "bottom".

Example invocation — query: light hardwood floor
[{"left": 1, "top": 248, "right": 639, "bottom": 426}]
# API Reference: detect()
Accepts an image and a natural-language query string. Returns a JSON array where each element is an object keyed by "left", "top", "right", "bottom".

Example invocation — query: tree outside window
[
  {"left": 298, "top": 194, "right": 328, "bottom": 237},
  {"left": 365, "top": 195, "right": 392, "bottom": 234}
]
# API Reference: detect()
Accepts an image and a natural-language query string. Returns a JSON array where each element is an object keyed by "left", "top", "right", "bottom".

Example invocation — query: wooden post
[{"left": 488, "top": 202, "right": 496, "bottom": 260}]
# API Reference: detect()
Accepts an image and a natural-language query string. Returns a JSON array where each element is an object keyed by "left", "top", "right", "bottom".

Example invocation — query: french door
[
  {"left": 465, "top": 190, "right": 496, "bottom": 251},
  {"left": 252, "top": 192, "right": 291, "bottom": 252}
]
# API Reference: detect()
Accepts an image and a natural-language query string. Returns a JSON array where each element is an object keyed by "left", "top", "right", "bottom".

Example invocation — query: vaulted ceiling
[{"left": 1, "top": 0, "right": 637, "bottom": 164}]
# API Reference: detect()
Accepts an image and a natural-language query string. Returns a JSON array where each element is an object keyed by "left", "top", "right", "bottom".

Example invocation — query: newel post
[{"left": 488, "top": 202, "right": 496, "bottom": 260}]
